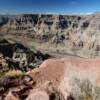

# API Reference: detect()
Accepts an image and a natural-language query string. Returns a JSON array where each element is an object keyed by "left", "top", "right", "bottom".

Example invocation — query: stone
[
  {"left": 5, "top": 91, "right": 19, "bottom": 100},
  {"left": 26, "top": 89, "right": 49, "bottom": 100}
]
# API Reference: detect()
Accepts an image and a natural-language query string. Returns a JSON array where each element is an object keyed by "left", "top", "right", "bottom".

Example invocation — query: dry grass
[
  {"left": 4, "top": 70, "right": 23, "bottom": 78},
  {"left": 43, "top": 82, "right": 65, "bottom": 100},
  {"left": 70, "top": 78, "right": 100, "bottom": 100}
]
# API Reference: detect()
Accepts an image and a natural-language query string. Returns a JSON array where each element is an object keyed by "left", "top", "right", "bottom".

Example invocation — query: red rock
[
  {"left": 5, "top": 91, "right": 19, "bottom": 100},
  {"left": 29, "top": 58, "right": 100, "bottom": 99},
  {"left": 26, "top": 89, "right": 49, "bottom": 100}
]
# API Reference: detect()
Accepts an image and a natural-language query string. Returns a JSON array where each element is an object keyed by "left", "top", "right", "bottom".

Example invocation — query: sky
[{"left": 0, "top": 0, "right": 100, "bottom": 14}]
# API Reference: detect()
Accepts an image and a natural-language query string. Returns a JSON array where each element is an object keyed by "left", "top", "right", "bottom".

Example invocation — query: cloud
[
  {"left": 70, "top": 1, "right": 79, "bottom": 5},
  {"left": 68, "top": 12, "right": 93, "bottom": 15}
]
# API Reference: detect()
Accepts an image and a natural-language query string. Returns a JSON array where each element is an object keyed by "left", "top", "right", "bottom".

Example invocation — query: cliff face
[{"left": 0, "top": 13, "right": 100, "bottom": 58}]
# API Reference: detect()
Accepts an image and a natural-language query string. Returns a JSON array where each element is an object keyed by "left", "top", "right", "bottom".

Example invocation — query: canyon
[
  {"left": 0, "top": 13, "right": 100, "bottom": 58},
  {"left": 0, "top": 13, "right": 100, "bottom": 100}
]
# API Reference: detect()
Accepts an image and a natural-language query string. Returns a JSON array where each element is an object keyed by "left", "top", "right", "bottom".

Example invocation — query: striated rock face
[{"left": 1, "top": 13, "right": 100, "bottom": 58}]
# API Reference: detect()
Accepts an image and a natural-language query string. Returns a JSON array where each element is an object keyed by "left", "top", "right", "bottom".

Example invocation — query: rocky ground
[
  {"left": 0, "top": 38, "right": 52, "bottom": 99},
  {"left": 0, "top": 58, "right": 100, "bottom": 100}
]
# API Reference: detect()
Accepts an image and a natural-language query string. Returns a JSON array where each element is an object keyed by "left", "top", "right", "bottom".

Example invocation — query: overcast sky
[{"left": 0, "top": 0, "right": 100, "bottom": 14}]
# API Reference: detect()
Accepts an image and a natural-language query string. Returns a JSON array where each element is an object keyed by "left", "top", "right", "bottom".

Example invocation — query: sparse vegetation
[
  {"left": 44, "top": 82, "right": 65, "bottom": 100},
  {"left": 69, "top": 79, "right": 100, "bottom": 100},
  {"left": 26, "top": 49, "right": 36, "bottom": 63},
  {"left": 4, "top": 70, "right": 23, "bottom": 78},
  {"left": 0, "top": 65, "right": 9, "bottom": 77}
]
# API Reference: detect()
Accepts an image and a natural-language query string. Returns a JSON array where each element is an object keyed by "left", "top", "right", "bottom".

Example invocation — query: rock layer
[{"left": 1, "top": 13, "right": 100, "bottom": 58}]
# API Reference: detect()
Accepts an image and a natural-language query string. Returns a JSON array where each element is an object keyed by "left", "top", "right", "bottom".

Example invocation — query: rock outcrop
[
  {"left": 0, "top": 38, "right": 51, "bottom": 73},
  {"left": 26, "top": 89, "right": 49, "bottom": 100},
  {"left": 1, "top": 58, "right": 100, "bottom": 100},
  {"left": 28, "top": 58, "right": 100, "bottom": 99}
]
